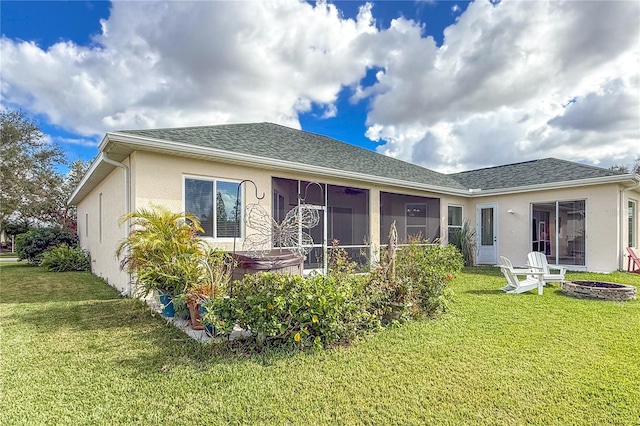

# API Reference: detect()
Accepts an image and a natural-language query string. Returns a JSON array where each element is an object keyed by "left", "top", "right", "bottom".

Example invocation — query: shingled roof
[
  {"left": 117, "top": 122, "right": 467, "bottom": 190},
  {"left": 448, "top": 158, "right": 625, "bottom": 191}
]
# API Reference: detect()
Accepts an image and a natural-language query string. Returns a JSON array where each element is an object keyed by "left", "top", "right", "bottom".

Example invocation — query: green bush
[
  {"left": 40, "top": 244, "right": 91, "bottom": 272},
  {"left": 15, "top": 227, "right": 79, "bottom": 264},
  {"left": 395, "top": 240, "right": 463, "bottom": 317},
  {"left": 203, "top": 272, "right": 377, "bottom": 349},
  {"left": 202, "top": 239, "right": 462, "bottom": 351}
]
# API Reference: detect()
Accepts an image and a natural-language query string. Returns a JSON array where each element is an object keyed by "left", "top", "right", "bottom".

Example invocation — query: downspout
[
  {"left": 101, "top": 152, "right": 132, "bottom": 296},
  {"left": 620, "top": 180, "right": 640, "bottom": 270}
]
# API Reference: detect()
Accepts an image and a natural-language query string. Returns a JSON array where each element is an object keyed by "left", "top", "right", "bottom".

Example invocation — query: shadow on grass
[
  {"left": 2, "top": 262, "right": 305, "bottom": 371},
  {"left": 464, "top": 289, "right": 506, "bottom": 295},
  {"left": 7, "top": 292, "right": 293, "bottom": 371},
  {"left": 0, "top": 263, "right": 118, "bottom": 304}
]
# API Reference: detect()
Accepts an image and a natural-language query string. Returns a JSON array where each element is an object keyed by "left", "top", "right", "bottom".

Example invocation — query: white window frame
[
  {"left": 183, "top": 175, "right": 243, "bottom": 241},
  {"left": 447, "top": 205, "right": 463, "bottom": 242}
]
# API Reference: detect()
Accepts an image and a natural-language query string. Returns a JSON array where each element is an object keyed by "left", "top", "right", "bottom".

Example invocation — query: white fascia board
[
  {"left": 68, "top": 152, "right": 110, "bottom": 205},
  {"left": 106, "top": 132, "right": 471, "bottom": 197},
  {"left": 468, "top": 174, "right": 639, "bottom": 197}
]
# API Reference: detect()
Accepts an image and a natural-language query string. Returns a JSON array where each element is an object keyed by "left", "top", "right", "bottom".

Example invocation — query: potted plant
[
  {"left": 116, "top": 204, "right": 207, "bottom": 317},
  {"left": 184, "top": 249, "right": 233, "bottom": 330}
]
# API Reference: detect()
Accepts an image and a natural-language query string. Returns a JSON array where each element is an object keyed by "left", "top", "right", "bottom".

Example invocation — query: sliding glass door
[{"left": 531, "top": 200, "right": 585, "bottom": 266}]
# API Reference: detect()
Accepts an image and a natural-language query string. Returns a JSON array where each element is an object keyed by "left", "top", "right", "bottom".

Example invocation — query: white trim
[
  {"left": 106, "top": 132, "right": 471, "bottom": 196},
  {"left": 70, "top": 132, "right": 640, "bottom": 209},
  {"left": 476, "top": 203, "right": 498, "bottom": 264}
]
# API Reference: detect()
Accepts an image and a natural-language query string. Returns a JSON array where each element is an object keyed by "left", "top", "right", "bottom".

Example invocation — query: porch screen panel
[
  {"left": 380, "top": 192, "right": 441, "bottom": 244},
  {"left": 327, "top": 185, "right": 369, "bottom": 269}
]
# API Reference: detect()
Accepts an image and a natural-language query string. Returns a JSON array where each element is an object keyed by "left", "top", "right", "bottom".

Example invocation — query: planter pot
[
  {"left": 158, "top": 292, "right": 175, "bottom": 317},
  {"left": 187, "top": 301, "right": 204, "bottom": 330},
  {"left": 199, "top": 304, "right": 216, "bottom": 337},
  {"left": 384, "top": 301, "right": 411, "bottom": 322}
]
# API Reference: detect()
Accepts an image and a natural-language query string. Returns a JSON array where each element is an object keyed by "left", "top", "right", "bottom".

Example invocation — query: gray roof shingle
[
  {"left": 117, "top": 123, "right": 628, "bottom": 192},
  {"left": 448, "top": 158, "right": 625, "bottom": 190},
  {"left": 118, "top": 122, "right": 468, "bottom": 190}
]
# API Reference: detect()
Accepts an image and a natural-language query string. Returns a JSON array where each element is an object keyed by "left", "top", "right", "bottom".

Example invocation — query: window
[
  {"left": 531, "top": 200, "right": 585, "bottom": 266},
  {"left": 447, "top": 205, "right": 463, "bottom": 243},
  {"left": 630, "top": 200, "right": 637, "bottom": 247},
  {"left": 184, "top": 177, "right": 242, "bottom": 239},
  {"left": 85, "top": 213, "right": 89, "bottom": 238},
  {"left": 406, "top": 203, "right": 427, "bottom": 239}
]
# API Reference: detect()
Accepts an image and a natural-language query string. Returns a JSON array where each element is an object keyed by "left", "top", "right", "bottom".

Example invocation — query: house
[{"left": 69, "top": 122, "right": 640, "bottom": 294}]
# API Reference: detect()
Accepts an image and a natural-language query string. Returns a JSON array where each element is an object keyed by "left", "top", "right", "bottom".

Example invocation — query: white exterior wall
[
  {"left": 471, "top": 183, "right": 624, "bottom": 272},
  {"left": 76, "top": 163, "right": 129, "bottom": 292},
  {"left": 79, "top": 148, "right": 636, "bottom": 288}
]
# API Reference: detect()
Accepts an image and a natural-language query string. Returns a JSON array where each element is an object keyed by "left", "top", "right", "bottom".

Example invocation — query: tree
[
  {"left": 609, "top": 158, "right": 640, "bottom": 175},
  {"left": 0, "top": 109, "right": 65, "bottom": 225},
  {"left": 44, "top": 159, "right": 91, "bottom": 231},
  {"left": 609, "top": 164, "right": 629, "bottom": 173}
]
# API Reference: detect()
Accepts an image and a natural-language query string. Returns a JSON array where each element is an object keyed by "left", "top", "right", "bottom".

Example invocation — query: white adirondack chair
[
  {"left": 527, "top": 251, "right": 566, "bottom": 285},
  {"left": 499, "top": 256, "right": 544, "bottom": 295}
]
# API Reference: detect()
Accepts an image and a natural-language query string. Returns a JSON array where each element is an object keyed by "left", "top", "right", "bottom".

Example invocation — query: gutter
[
  {"left": 106, "top": 132, "right": 471, "bottom": 197},
  {"left": 100, "top": 152, "right": 132, "bottom": 297},
  {"left": 620, "top": 178, "right": 640, "bottom": 270}
]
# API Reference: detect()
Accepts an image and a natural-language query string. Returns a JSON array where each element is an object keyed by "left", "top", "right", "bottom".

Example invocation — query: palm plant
[{"left": 116, "top": 204, "right": 207, "bottom": 297}]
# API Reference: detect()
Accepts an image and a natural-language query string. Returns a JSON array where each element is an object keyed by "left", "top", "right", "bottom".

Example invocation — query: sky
[{"left": 1, "top": 0, "right": 639, "bottom": 174}]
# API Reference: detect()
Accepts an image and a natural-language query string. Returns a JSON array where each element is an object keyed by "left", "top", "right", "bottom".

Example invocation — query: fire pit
[{"left": 562, "top": 281, "right": 637, "bottom": 302}]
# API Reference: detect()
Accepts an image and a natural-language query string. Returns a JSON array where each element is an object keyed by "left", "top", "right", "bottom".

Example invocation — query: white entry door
[{"left": 476, "top": 203, "right": 498, "bottom": 264}]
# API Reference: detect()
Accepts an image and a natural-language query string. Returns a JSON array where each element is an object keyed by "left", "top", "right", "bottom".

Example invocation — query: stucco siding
[
  {"left": 472, "top": 184, "right": 623, "bottom": 272},
  {"left": 76, "top": 164, "right": 129, "bottom": 292}
]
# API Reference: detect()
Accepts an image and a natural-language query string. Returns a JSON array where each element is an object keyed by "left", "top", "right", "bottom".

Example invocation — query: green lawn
[{"left": 1, "top": 262, "right": 639, "bottom": 425}]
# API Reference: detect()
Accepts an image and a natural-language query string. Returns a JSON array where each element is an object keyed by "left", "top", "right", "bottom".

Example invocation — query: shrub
[
  {"left": 395, "top": 240, "right": 463, "bottom": 317},
  {"left": 116, "top": 204, "right": 207, "bottom": 297},
  {"left": 203, "top": 272, "right": 376, "bottom": 349},
  {"left": 15, "top": 227, "right": 79, "bottom": 264},
  {"left": 40, "top": 244, "right": 91, "bottom": 272}
]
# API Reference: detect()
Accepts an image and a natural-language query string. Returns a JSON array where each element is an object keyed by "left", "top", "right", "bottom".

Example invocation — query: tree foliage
[
  {"left": 46, "top": 159, "right": 91, "bottom": 231},
  {"left": 609, "top": 158, "right": 640, "bottom": 175},
  {"left": 0, "top": 109, "right": 90, "bottom": 231},
  {"left": 14, "top": 227, "right": 79, "bottom": 264}
]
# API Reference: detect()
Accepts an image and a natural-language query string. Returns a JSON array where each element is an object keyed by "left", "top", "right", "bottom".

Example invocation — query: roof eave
[
  {"left": 468, "top": 174, "right": 640, "bottom": 196},
  {"left": 68, "top": 134, "right": 113, "bottom": 205},
  {"left": 105, "top": 132, "right": 471, "bottom": 196}
]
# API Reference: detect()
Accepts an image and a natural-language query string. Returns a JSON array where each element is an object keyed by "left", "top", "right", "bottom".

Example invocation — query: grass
[
  {"left": 1, "top": 262, "right": 639, "bottom": 425},
  {"left": 0, "top": 252, "right": 16, "bottom": 258}
]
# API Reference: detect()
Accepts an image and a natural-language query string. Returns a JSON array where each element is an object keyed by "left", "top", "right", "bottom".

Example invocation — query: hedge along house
[{"left": 69, "top": 123, "right": 640, "bottom": 295}]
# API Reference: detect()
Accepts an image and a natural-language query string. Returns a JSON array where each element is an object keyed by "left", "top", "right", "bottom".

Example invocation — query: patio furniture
[
  {"left": 627, "top": 247, "right": 640, "bottom": 273},
  {"left": 499, "top": 256, "right": 544, "bottom": 295},
  {"left": 527, "top": 251, "right": 566, "bottom": 285}
]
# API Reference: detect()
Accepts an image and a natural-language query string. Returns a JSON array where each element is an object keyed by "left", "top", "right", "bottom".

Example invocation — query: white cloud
[
  {"left": 364, "top": 0, "right": 640, "bottom": 171},
  {"left": 1, "top": 0, "right": 638, "bottom": 172},
  {"left": 1, "top": 1, "right": 377, "bottom": 136}
]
